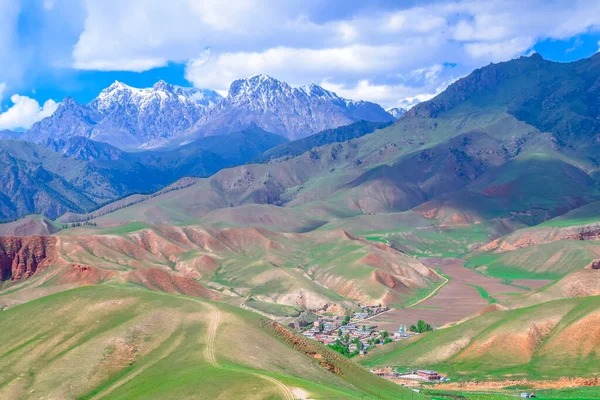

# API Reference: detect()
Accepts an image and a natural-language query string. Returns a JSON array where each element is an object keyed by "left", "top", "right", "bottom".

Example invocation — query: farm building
[{"left": 416, "top": 370, "right": 441, "bottom": 381}]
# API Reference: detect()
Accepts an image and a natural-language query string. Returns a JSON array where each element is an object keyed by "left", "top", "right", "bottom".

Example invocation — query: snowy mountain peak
[
  {"left": 27, "top": 80, "right": 224, "bottom": 150},
  {"left": 386, "top": 107, "right": 407, "bottom": 119},
  {"left": 153, "top": 79, "right": 172, "bottom": 91},
  {"left": 229, "top": 74, "right": 292, "bottom": 98},
  {"left": 193, "top": 75, "right": 394, "bottom": 140},
  {"left": 91, "top": 81, "right": 223, "bottom": 113},
  {"left": 104, "top": 80, "right": 131, "bottom": 92}
]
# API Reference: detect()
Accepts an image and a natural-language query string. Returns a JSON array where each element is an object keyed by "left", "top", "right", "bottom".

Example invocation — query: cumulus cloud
[
  {"left": 0, "top": 95, "right": 59, "bottom": 130},
  {"left": 321, "top": 73, "right": 456, "bottom": 109},
  {"left": 184, "top": 43, "right": 435, "bottom": 90},
  {"left": 44, "top": 0, "right": 600, "bottom": 107}
]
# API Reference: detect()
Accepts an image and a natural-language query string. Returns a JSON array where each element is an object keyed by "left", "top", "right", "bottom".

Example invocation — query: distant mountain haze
[{"left": 3, "top": 53, "right": 600, "bottom": 223}]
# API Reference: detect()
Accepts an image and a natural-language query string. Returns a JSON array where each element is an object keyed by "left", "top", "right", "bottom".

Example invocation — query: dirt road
[
  {"left": 203, "top": 302, "right": 221, "bottom": 367},
  {"left": 201, "top": 301, "right": 295, "bottom": 399}
]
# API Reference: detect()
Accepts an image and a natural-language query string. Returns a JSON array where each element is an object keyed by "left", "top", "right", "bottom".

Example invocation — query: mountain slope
[
  {"left": 258, "top": 120, "right": 391, "bottom": 162},
  {"left": 0, "top": 285, "right": 420, "bottom": 399},
  {"left": 0, "top": 127, "right": 290, "bottom": 220},
  {"left": 0, "top": 140, "right": 122, "bottom": 219},
  {"left": 0, "top": 138, "right": 233, "bottom": 220},
  {"left": 0, "top": 224, "right": 439, "bottom": 309},
  {"left": 190, "top": 74, "right": 394, "bottom": 140},
  {"left": 178, "top": 127, "right": 288, "bottom": 166},
  {"left": 362, "top": 295, "right": 600, "bottom": 381}
]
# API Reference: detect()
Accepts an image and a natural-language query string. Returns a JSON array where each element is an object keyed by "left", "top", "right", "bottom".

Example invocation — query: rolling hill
[
  {"left": 0, "top": 224, "right": 440, "bottom": 311},
  {"left": 0, "top": 284, "right": 420, "bottom": 399},
  {"left": 362, "top": 295, "right": 600, "bottom": 381}
]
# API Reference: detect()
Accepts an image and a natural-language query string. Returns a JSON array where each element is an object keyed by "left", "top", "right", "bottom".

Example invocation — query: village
[{"left": 298, "top": 304, "right": 447, "bottom": 384}]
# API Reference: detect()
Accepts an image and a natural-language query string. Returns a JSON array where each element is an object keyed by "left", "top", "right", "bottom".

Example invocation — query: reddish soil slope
[{"left": 0, "top": 236, "right": 58, "bottom": 281}]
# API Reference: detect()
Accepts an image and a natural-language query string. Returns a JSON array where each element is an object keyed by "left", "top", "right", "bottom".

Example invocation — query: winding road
[{"left": 203, "top": 303, "right": 221, "bottom": 367}]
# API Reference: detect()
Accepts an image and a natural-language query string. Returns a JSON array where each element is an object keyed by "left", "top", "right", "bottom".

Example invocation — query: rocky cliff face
[
  {"left": 0, "top": 236, "right": 57, "bottom": 281},
  {"left": 190, "top": 75, "right": 394, "bottom": 140}
]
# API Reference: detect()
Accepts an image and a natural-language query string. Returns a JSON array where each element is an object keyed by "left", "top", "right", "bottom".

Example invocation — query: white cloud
[
  {"left": 464, "top": 37, "right": 535, "bottom": 61},
  {"left": 0, "top": 82, "right": 6, "bottom": 103},
  {"left": 0, "top": 95, "right": 59, "bottom": 130},
  {"left": 43, "top": 0, "right": 58, "bottom": 10},
  {"left": 72, "top": 0, "right": 284, "bottom": 71},
  {"left": 48, "top": 0, "right": 600, "bottom": 108},
  {"left": 320, "top": 74, "right": 455, "bottom": 109},
  {"left": 185, "top": 44, "right": 426, "bottom": 91}
]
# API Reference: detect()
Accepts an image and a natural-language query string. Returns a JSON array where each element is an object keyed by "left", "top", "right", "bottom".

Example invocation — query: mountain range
[
  {"left": 2, "top": 53, "right": 600, "bottom": 226},
  {"left": 15, "top": 75, "right": 394, "bottom": 150},
  {"left": 188, "top": 74, "right": 394, "bottom": 141},
  {"left": 22, "top": 81, "right": 223, "bottom": 150},
  {"left": 2, "top": 52, "right": 600, "bottom": 395}
]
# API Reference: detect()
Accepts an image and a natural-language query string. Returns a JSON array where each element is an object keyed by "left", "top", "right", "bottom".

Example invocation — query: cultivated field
[{"left": 369, "top": 258, "right": 551, "bottom": 330}]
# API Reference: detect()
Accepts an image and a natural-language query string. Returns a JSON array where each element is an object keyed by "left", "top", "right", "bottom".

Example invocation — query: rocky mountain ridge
[
  {"left": 22, "top": 81, "right": 224, "bottom": 150},
  {"left": 18, "top": 75, "right": 394, "bottom": 148},
  {"left": 184, "top": 74, "right": 395, "bottom": 141}
]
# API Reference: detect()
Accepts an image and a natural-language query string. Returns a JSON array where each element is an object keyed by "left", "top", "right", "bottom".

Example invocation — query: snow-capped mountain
[
  {"left": 190, "top": 74, "right": 394, "bottom": 140},
  {"left": 23, "top": 76, "right": 394, "bottom": 149},
  {"left": 24, "top": 81, "right": 223, "bottom": 150},
  {"left": 386, "top": 107, "right": 407, "bottom": 119}
]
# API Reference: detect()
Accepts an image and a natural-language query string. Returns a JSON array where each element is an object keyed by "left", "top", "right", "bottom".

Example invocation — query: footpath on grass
[{"left": 200, "top": 301, "right": 295, "bottom": 400}]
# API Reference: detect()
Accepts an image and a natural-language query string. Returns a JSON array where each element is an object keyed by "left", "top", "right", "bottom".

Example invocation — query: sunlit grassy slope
[
  {"left": 361, "top": 296, "right": 600, "bottom": 381},
  {"left": 0, "top": 285, "right": 421, "bottom": 399}
]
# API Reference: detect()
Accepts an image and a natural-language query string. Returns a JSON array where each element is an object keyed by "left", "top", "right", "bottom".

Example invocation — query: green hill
[
  {"left": 361, "top": 296, "right": 600, "bottom": 381},
  {"left": 0, "top": 285, "right": 420, "bottom": 399}
]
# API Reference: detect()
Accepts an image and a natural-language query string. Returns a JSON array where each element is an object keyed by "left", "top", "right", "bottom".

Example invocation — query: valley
[
  {"left": 367, "top": 258, "right": 552, "bottom": 330},
  {"left": 1, "top": 51, "right": 600, "bottom": 399}
]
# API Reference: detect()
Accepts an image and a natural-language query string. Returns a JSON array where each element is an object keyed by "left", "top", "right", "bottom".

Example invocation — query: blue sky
[{"left": 1, "top": 0, "right": 600, "bottom": 130}]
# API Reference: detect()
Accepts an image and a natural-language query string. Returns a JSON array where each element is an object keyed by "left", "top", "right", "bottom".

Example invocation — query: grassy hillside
[
  {"left": 0, "top": 214, "right": 61, "bottom": 236},
  {"left": 538, "top": 201, "right": 600, "bottom": 227},
  {"left": 361, "top": 296, "right": 600, "bottom": 381},
  {"left": 0, "top": 285, "right": 420, "bottom": 399},
  {"left": 465, "top": 241, "right": 600, "bottom": 280},
  {"left": 258, "top": 120, "right": 391, "bottom": 162},
  {"left": 505, "top": 270, "right": 600, "bottom": 309}
]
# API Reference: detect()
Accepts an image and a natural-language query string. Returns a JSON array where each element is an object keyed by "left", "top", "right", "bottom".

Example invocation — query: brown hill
[{"left": 0, "top": 225, "right": 439, "bottom": 312}]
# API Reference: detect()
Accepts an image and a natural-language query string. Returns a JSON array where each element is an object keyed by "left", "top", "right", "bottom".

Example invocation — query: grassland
[
  {"left": 466, "top": 284, "right": 498, "bottom": 304},
  {"left": 424, "top": 387, "right": 600, "bottom": 400},
  {"left": 0, "top": 284, "right": 422, "bottom": 399}
]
